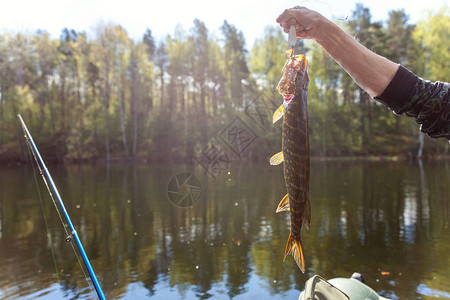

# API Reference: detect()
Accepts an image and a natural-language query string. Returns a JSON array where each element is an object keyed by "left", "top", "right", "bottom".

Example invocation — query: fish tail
[{"left": 283, "top": 233, "right": 305, "bottom": 273}]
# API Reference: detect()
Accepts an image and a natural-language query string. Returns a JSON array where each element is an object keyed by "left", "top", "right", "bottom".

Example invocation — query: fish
[{"left": 270, "top": 51, "right": 310, "bottom": 273}]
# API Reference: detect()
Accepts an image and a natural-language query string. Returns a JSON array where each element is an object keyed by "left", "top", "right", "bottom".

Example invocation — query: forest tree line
[{"left": 0, "top": 4, "right": 449, "bottom": 163}]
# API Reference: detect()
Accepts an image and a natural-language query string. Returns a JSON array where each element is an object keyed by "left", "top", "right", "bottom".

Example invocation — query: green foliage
[
  {"left": 385, "top": 9, "right": 415, "bottom": 68},
  {"left": 249, "top": 26, "right": 286, "bottom": 89},
  {"left": 413, "top": 7, "right": 450, "bottom": 81},
  {"left": 0, "top": 5, "right": 448, "bottom": 164}
]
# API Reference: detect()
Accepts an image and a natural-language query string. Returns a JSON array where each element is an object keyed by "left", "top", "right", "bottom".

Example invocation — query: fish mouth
[{"left": 283, "top": 94, "right": 295, "bottom": 108}]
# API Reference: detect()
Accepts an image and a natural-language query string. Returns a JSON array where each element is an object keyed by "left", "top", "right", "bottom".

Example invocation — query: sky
[{"left": 0, "top": 0, "right": 447, "bottom": 47}]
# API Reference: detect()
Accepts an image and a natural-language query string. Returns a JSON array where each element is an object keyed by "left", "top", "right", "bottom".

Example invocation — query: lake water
[{"left": 0, "top": 160, "right": 449, "bottom": 299}]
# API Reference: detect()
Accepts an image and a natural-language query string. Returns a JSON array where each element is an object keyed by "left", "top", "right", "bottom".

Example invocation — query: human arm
[
  {"left": 377, "top": 66, "right": 450, "bottom": 140},
  {"left": 276, "top": 7, "right": 398, "bottom": 98},
  {"left": 276, "top": 7, "right": 450, "bottom": 140}
]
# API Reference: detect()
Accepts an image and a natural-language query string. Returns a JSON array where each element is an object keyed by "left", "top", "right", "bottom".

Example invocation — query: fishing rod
[{"left": 18, "top": 114, "right": 106, "bottom": 300}]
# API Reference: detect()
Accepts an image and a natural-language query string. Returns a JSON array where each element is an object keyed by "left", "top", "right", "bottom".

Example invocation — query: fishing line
[
  {"left": 19, "top": 114, "right": 105, "bottom": 299},
  {"left": 23, "top": 128, "right": 96, "bottom": 296},
  {"left": 39, "top": 161, "right": 94, "bottom": 293},
  {"left": 26, "top": 143, "right": 60, "bottom": 283},
  {"left": 299, "top": 0, "right": 349, "bottom": 20}
]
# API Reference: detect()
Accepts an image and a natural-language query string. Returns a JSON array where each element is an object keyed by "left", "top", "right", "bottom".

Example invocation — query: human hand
[{"left": 276, "top": 6, "right": 326, "bottom": 40}]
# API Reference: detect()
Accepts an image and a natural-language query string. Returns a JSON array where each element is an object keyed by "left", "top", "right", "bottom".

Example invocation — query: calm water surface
[{"left": 0, "top": 161, "right": 449, "bottom": 299}]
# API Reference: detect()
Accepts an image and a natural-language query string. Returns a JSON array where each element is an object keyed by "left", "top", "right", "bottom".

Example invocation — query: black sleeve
[{"left": 375, "top": 65, "right": 450, "bottom": 140}]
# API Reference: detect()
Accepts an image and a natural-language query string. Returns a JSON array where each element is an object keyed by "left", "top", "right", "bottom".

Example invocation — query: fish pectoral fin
[
  {"left": 276, "top": 194, "right": 290, "bottom": 213},
  {"left": 272, "top": 104, "right": 284, "bottom": 124},
  {"left": 270, "top": 152, "right": 284, "bottom": 166},
  {"left": 283, "top": 233, "right": 305, "bottom": 273},
  {"left": 304, "top": 192, "right": 311, "bottom": 230}
]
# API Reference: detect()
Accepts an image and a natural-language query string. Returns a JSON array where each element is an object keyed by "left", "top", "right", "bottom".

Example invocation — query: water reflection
[{"left": 0, "top": 161, "right": 448, "bottom": 299}]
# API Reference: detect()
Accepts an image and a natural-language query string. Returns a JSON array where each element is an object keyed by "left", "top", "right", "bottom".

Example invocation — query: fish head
[{"left": 277, "top": 54, "right": 308, "bottom": 101}]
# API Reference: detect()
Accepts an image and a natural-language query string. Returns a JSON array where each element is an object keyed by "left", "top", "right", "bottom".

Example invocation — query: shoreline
[{"left": 2, "top": 154, "right": 449, "bottom": 167}]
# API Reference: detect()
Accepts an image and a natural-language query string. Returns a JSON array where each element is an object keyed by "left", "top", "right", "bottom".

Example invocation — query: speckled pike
[{"left": 270, "top": 52, "right": 310, "bottom": 273}]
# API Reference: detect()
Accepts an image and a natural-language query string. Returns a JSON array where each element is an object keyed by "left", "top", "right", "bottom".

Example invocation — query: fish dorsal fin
[
  {"left": 272, "top": 104, "right": 284, "bottom": 124},
  {"left": 269, "top": 152, "right": 284, "bottom": 166},
  {"left": 284, "top": 233, "right": 305, "bottom": 273},
  {"left": 276, "top": 193, "right": 290, "bottom": 213},
  {"left": 303, "top": 192, "right": 311, "bottom": 230}
]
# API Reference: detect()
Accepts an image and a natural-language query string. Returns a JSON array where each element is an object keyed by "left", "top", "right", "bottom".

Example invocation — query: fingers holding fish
[
  {"left": 278, "top": 18, "right": 304, "bottom": 39},
  {"left": 278, "top": 17, "right": 297, "bottom": 33},
  {"left": 276, "top": 7, "right": 325, "bottom": 40}
]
